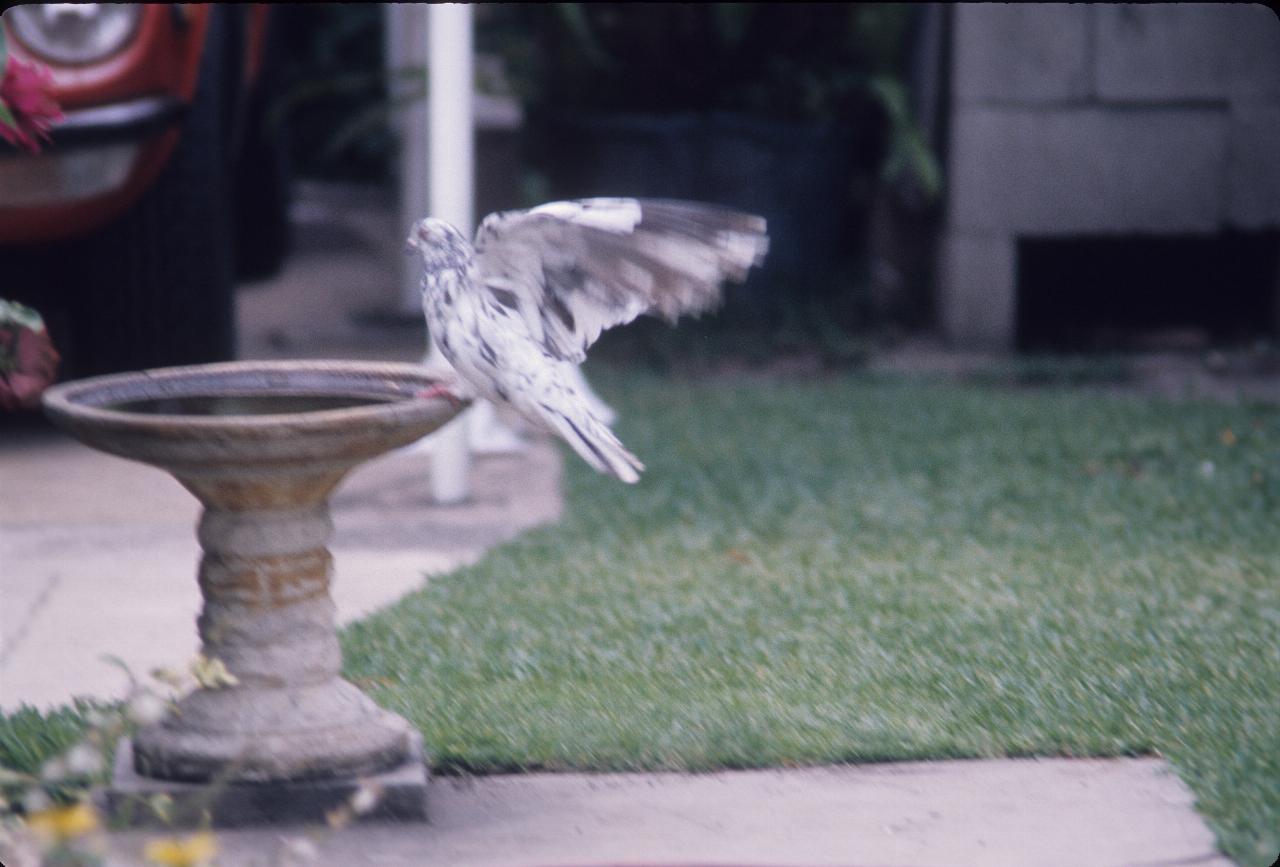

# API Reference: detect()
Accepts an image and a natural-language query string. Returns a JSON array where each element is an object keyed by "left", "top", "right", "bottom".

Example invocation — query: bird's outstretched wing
[{"left": 472, "top": 198, "right": 768, "bottom": 363}]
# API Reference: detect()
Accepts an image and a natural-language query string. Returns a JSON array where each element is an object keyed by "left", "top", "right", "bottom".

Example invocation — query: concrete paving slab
[
  {"left": 101, "top": 759, "right": 1231, "bottom": 867},
  {"left": 105, "top": 736, "right": 430, "bottom": 827}
]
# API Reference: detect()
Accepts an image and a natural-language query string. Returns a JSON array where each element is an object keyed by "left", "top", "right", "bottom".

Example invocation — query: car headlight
[{"left": 3, "top": 4, "right": 143, "bottom": 66}]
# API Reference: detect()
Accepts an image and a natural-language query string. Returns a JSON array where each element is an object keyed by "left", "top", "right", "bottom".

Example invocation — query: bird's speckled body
[{"left": 410, "top": 199, "right": 768, "bottom": 483}]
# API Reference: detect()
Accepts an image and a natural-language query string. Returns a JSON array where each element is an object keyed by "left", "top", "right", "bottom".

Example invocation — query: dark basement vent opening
[{"left": 1015, "top": 232, "right": 1280, "bottom": 352}]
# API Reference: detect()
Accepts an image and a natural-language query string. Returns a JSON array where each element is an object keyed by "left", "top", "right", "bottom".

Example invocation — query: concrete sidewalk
[{"left": 101, "top": 760, "right": 1230, "bottom": 867}]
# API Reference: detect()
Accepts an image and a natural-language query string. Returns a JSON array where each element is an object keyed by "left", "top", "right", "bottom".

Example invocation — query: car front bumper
[
  {"left": 49, "top": 95, "right": 186, "bottom": 146},
  {"left": 0, "top": 95, "right": 186, "bottom": 241}
]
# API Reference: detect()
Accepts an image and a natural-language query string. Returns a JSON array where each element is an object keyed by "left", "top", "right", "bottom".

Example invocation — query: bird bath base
[
  {"left": 104, "top": 736, "right": 429, "bottom": 827},
  {"left": 43, "top": 361, "right": 467, "bottom": 826}
]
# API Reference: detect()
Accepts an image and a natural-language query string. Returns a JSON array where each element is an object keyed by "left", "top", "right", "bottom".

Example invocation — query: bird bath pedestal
[{"left": 42, "top": 361, "right": 467, "bottom": 826}]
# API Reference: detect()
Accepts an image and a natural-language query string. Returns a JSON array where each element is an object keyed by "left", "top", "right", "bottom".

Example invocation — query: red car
[{"left": 0, "top": 4, "right": 289, "bottom": 378}]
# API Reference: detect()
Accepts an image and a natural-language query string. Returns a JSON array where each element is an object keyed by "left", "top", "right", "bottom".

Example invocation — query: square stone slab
[{"left": 101, "top": 734, "right": 429, "bottom": 827}]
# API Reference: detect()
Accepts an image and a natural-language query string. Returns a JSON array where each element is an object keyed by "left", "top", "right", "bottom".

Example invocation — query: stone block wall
[{"left": 940, "top": 4, "right": 1280, "bottom": 348}]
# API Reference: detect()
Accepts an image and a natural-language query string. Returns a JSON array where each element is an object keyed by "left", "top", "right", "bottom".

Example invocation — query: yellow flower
[
  {"left": 144, "top": 831, "right": 218, "bottom": 867},
  {"left": 190, "top": 655, "right": 239, "bottom": 690},
  {"left": 26, "top": 801, "right": 100, "bottom": 841}
]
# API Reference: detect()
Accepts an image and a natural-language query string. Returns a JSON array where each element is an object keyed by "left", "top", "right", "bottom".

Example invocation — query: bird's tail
[{"left": 540, "top": 403, "right": 644, "bottom": 484}]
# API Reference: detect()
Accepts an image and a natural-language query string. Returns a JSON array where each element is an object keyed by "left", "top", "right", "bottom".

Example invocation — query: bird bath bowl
[{"left": 42, "top": 360, "right": 467, "bottom": 824}]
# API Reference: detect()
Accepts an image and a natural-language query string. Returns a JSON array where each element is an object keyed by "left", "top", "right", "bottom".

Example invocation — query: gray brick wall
[
  {"left": 940, "top": 3, "right": 1280, "bottom": 347},
  {"left": 1094, "top": 4, "right": 1280, "bottom": 102},
  {"left": 953, "top": 4, "right": 1092, "bottom": 103}
]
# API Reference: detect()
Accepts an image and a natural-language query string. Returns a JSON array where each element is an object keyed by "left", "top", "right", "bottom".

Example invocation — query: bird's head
[{"left": 406, "top": 217, "right": 472, "bottom": 272}]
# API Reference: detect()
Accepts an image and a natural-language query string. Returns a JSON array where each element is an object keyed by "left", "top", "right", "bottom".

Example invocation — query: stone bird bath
[{"left": 42, "top": 360, "right": 467, "bottom": 824}]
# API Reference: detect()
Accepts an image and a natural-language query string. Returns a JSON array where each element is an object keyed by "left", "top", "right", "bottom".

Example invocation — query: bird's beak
[{"left": 405, "top": 222, "right": 430, "bottom": 255}]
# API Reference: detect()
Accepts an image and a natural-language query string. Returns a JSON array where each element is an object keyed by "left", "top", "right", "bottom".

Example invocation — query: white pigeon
[{"left": 407, "top": 198, "right": 769, "bottom": 483}]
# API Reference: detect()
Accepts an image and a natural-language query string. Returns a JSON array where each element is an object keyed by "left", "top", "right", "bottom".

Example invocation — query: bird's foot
[{"left": 414, "top": 382, "right": 468, "bottom": 410}]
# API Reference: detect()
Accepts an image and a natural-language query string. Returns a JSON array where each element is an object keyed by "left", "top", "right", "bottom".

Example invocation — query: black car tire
[
  {"left": 232, "top": 11, "right": 292, "bottom": 282},
  {"left": 231, "top": 7, "right": 291, "bottom": 280},
  {"left": 63, "top": 9, "right": 236, "bottom": 377},
  {"left": 232, "top": 105, "right": 291, "bottom": 282}
]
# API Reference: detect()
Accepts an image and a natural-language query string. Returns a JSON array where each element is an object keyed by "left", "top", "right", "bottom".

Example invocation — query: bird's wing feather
[{"left": 472, "top": 198, "right": 768, "bottom": 363}]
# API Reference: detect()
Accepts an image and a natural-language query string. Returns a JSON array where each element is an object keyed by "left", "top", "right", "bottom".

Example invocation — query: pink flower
[
  {"left": 0, "top": 300, "right": 61, "bottom": 411},
  {"left": 0, "top": 55, "right": 63, "bottom": 154}
]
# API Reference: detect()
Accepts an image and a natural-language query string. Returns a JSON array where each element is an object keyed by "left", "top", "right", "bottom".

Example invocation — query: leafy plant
[
  {"left": 272, "top": 5, "right": 941, "bottom": 201},
  {"left": 487, "top": 3, "right": 940, "bottom": 200},
  {"left": 869, "top": 76, "right": 941, "bottom": 201},
  {"left": 271, "top": 5, "right": 394, "bottom": 182}
]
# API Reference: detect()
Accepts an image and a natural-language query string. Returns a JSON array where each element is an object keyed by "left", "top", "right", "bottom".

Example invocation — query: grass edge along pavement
[{"left": 4, "top": 370, "right": 1278, "bottom": 866}]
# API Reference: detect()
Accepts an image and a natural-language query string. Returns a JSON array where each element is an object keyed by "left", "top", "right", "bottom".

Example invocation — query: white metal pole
[
  {"left": 425, "top": 2, "right": 474, "bottom": 504},
  {"left": 428, "top": 4, "right": 474, "bottom": 241},
  {"left": 391, "top": 4, "right": 431, "bottom": 315}
]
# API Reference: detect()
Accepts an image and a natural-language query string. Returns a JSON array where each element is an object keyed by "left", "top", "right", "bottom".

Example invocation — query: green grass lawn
[{"left": 342, "top": 369, "right": 1279, "bottom": 866}]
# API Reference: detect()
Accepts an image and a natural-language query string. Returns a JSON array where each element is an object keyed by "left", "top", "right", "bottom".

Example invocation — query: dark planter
[{"left": 536, "top": 112, "right": 863, "bottom": 325}]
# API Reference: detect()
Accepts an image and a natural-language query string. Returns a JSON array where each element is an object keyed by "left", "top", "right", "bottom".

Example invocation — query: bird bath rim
[{"left": 42, "top": 359, "right": 462, "bottom": 436}]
